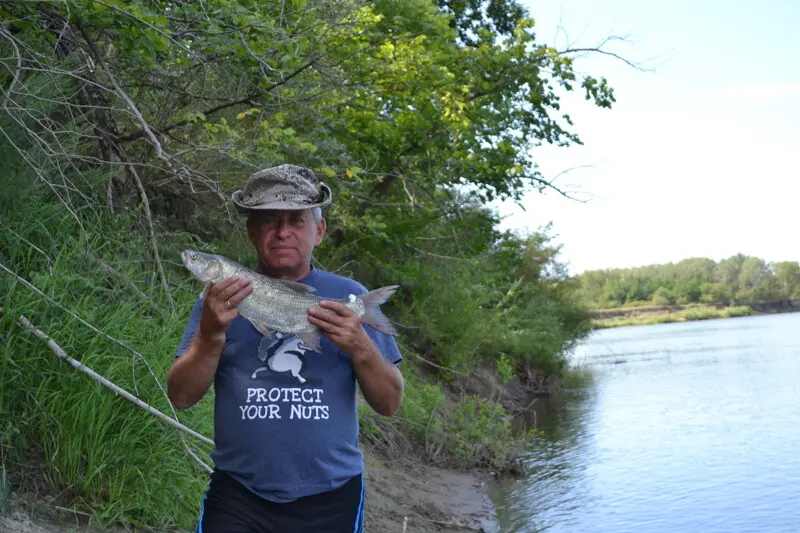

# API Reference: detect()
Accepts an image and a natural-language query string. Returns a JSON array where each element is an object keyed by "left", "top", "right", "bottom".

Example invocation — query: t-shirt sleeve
[
  {"left": 365, "top": 325, "right": 403, "bottom": 366},
  {"left": 175, "top": 295, "right": 204, "bottom": 359}
]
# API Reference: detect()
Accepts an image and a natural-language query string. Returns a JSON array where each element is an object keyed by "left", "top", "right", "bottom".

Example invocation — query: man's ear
[
  {"left": 246, "top": 215, "right": 258, "bottom": 244},
  {"left": 315, "top": 217, "right": 326, "bottom": 246}
]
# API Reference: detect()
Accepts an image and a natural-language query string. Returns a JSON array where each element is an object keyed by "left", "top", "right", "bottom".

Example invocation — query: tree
[
  {"left": 775, "top": 261, "right": 800, "bottom": 300},
  {"left": 738, "top": 257, "right": 769, "bottom": 301},
  {"left": 652, "top": 286, "right": 673, "bottom": 306},
  {"left": 578, "top": 254, "right": 799, "bottom": 307},
  {"left": 715, "top": 254, "right": 747, "bottom": 299}
]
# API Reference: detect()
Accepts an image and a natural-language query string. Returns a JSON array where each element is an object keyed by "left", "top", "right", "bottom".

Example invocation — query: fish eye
[{"left": 191, "top": 253, "right": 197, "bottom": 260}]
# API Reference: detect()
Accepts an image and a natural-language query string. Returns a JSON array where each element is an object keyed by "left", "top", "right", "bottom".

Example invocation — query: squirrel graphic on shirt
[{"left": 252, "top": 332, "right": 309, "bottom": 383}]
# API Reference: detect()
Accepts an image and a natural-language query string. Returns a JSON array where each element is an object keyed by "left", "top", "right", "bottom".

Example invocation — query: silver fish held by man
[{"left": 180, "top": 250, "right": 399, "bottom": 352}]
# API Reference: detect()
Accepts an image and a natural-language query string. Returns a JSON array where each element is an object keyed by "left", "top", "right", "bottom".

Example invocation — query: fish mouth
[{"left": 180, "top": 250, "right": 189, "bottom": 265}]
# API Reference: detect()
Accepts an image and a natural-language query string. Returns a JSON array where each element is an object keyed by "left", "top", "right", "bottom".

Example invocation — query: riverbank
[
  {"left": 0, "top": 358, "right": 538, "bottom": 533},
  {"left": 591, "top": 299, "right": 800, "bottom": 328},
  {"left": 0, "top": 443, "right": 499, "bottom": 533}
]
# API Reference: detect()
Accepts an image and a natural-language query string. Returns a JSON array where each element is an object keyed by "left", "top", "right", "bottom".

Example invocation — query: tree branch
[
  {"left": 0, "top": 28, "right": 22, "bottom": 111},
  {"left": 559, "top": 35, "right": 657, "bottom": 73},
  {"left": 522, "top": 172, "right": 589, "bottom": 203},
  {"left": 118, "top": 147, "right": 176, "bottom": 312},
  {"left": 115, "top": 94, "right": 255, "bottom": 142},
  {"left": 116, "top": 57, "right": 316, "bottom": 143}
]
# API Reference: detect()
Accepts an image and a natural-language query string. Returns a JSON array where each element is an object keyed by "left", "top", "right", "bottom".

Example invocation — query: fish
[{"left": 180, "top": 250, "right": 399, "bottom": 352}]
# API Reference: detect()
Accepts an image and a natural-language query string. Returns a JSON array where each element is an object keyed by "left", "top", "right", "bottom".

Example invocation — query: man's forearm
[
  {"left": 167, "top": 332, "right": 225, "bottom": 409},
  {"left": 352, "top": 343, "right": 404, "bottom": 416}
]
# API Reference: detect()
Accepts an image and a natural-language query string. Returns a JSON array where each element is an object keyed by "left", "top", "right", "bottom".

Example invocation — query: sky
[{"left": 493, "top": 0, "right": 799, "bottom": 274}]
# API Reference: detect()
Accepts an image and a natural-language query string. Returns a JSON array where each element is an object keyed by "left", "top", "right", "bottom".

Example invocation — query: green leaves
[{"left": 579, "top": 255, "right": 800, "bottom": 308}]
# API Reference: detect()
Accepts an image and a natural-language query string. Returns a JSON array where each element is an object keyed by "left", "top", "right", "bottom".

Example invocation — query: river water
[{"left": 488, "top": 312, "right": 800, "bottom": 533}]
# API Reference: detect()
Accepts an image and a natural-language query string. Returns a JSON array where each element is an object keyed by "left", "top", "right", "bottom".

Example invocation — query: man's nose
[{"left": 275, "top": 220, "right": 291, "bottom": 238}]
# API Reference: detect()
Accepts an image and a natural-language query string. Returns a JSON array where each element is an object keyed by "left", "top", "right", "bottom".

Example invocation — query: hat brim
[{"left": 231, "top": 183, "right": 332, "bottom": 214}]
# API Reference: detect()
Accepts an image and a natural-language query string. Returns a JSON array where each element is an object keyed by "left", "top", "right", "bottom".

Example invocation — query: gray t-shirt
[{"left": 175, "top": 267, "right": 403, "bottom": 503}]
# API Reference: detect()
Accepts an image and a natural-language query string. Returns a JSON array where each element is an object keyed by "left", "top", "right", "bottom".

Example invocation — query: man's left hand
[
  {"left": 308, "top": 299, "right": 404, "bottom": 417},
  {"left": 307, "top": 300, "right": 373, "bottom": 359}
]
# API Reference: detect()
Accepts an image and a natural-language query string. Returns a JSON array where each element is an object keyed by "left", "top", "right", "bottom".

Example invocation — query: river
[{"left": 487, "top": 312, "right": 800, "bottom": 533}]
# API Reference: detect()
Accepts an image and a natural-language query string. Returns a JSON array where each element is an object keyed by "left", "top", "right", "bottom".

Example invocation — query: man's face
[{"left": 246, "top": 209, "right": 326, "bottom": 277}]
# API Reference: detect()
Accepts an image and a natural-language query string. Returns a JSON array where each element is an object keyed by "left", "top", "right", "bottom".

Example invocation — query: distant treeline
[{"left": 578, "top": 255, "right": 800, "bottom": 308}]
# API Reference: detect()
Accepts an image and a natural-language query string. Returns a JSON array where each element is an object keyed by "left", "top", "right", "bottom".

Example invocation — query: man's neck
[{"left": 257, "top": 259, "right": 312, "bottom": 281}]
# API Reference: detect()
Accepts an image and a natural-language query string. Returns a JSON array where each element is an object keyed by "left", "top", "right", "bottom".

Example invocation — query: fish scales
[{"left": 181, "top": 250, "right": 395, "bottom": 352}]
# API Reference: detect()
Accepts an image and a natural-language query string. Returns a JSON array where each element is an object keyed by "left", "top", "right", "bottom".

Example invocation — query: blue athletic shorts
[{"left": 196, "top": 469, "right": 366, "bottom": 533}]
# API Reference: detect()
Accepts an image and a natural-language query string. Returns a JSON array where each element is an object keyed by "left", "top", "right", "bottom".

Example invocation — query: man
[{"left": 167, "top": 164, "right": 404, "bottom": 533}]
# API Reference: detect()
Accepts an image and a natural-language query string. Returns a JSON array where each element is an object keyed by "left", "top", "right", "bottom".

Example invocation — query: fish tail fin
[{"left": 359, "top": 285, "right": 400, "bottom": 336}]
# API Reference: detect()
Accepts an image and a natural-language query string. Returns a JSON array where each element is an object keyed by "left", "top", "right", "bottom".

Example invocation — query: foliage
[
  {"left": 0, "top": 0, "right": 622, "bottom": 529},
  {"left": 579, "top": 255, "right": 800, "bottom": 308}
]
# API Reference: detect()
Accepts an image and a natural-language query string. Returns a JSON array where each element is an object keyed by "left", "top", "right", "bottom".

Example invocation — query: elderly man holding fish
[{"left": 167, "top": 164, "right": 404, "bottom": 533}]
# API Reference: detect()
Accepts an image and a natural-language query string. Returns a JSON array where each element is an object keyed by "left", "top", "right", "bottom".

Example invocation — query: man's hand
[
  {"left": 307, "top": 300, "right": 373, "bottom": 360},
  {"left": 199, "top": 276, "right": 253, "bottom": 340},
  {"left": 307, "top": 300, "right": 404, "bottom": 416},
  {"left": 167, "top": 276, "right": 253, "bottom": 410}
]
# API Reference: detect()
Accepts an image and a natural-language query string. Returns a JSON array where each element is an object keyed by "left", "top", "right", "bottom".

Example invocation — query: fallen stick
[
  {"left": 0, "top": 265, "right": 212, "bottom": 474},
  {"left": 3, "top": 309, "right": 215, "bottom": 465}
]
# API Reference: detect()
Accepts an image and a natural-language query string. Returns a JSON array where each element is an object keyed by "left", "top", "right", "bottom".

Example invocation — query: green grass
[
  {"left": 593, "top": 305, "right": 756, "bottom": 329},
  {"left": 0, "top": 183, "right": 217, "bottom": 529}
]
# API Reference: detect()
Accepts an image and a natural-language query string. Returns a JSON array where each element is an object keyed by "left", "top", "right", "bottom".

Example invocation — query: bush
[{"left": 651, "top": 287, "right": 673, "bottom": 306}]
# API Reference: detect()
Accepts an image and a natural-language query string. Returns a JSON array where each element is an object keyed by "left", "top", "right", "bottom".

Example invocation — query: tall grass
[
  {"left": 593, "top": 305, "right": 756, "bottom": 329},
  {"left": 1, "top": 174, "right": 216, "bottom": 529}
]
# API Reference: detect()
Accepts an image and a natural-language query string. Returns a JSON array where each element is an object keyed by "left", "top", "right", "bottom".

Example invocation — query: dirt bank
[
  {"left": 592, "top": 299, "right": 800, "bottom": 321},
  {"left": 363, "top": 447, "right": 498, "bottom": 533},
  {"left": 0, "top": 445, "right": 498, "bottom": 533}
]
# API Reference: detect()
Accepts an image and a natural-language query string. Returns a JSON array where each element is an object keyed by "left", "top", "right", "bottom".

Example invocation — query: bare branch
[
  {"left": 520, "top": 172, "right": 590, "bottom": 203},
  {"left": 0, "top": 262, "right": 185, "bottom": 442},
  {"left": 405, "top": 243, "right": 471, "bottom": 262},
  {"left": 559, "top": 35, "right": 660, "bottom": 73},
  {"left": 87, "top": 0, "right": 198, "bottom": 59},
  {"left": 0, "top": 28, "right": 22, "bottom": 111},
  {"left": 116, "top": 94, "right": 254, "bottom": 142},
  {"left": 77, "top": 25, "right": 174, "bottom": 168},
  {"left": 125, "top": 159, "right": 176, "bottom": 312},
  {"left": 75, "top": 246, "right": 159, "bottom": 314}
]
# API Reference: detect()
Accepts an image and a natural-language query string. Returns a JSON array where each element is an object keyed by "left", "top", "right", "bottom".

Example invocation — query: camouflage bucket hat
[{"left": 231, "top": 164, "right": 332, "bottom": 213}]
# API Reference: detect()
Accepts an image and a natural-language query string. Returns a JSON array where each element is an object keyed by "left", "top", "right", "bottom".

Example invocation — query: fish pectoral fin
[
  {"left": 276, "top": 278, "right": 317, "bottom": 293},
  {"left": 245, "top": 317, "right": 271, "bottom": 337},
  {"left": 297, "top": 330, "right": 322, "bottom": 353}
]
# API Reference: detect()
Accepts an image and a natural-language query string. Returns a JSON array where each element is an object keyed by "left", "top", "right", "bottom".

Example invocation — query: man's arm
[
  {"left": 167, "top": 277, "right": 253, "bottom": 409},
  {"left": 167, "top": 331, "right": 225, "bottom": 409},
  {"left": 307, "top": 300, "right": 404, "bottom": 416},
  {"left": 350, "top": 342, "right": 404, "bottom": 416}
]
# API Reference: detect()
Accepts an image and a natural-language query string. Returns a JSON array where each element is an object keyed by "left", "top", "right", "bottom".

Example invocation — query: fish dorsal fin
[{"left": 276, "top": 278, "right": 317, "bottom": 293}]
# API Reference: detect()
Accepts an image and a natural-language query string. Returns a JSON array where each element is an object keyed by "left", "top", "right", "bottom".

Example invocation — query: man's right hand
[{"left": 198, "top": 276, "right": 254, "bottom": 340}]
